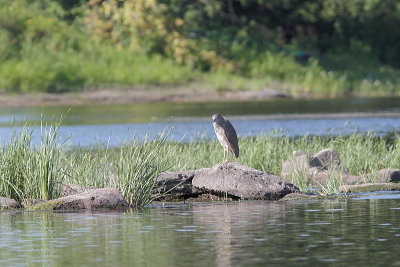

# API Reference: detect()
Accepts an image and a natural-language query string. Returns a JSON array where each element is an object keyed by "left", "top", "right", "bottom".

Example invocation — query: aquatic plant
[{"left": 115, "top": 130, "right": 172, "bottom": 207}]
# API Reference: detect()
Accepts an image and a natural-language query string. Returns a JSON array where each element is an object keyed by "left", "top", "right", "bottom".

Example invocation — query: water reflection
[{"left": 1, "top": 196, "right": 400, "bottom": 266}]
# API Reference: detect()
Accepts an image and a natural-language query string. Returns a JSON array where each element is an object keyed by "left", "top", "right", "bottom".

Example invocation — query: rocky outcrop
[
  {"left": 282, "top": 149, "right": 359, "bottom": 185},
  {"left": 0, "top": 196, "right": 20, "bottom": 209},
  {"left": 155, "top": 162, "right": 299, "bottom": 200},
  {"left": 193, "top": 162, "right": 299, "bottom": 200},
  {"left": 28, "top": 188, "right": 127, "bottom": 210}
]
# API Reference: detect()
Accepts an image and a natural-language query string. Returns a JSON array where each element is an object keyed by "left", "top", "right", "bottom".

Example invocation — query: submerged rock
[
  {"left": 192, "top": 162, "right": 299, "bottom": 200},
  {"left": 0, "top": 196, "right": 20, "bottom": 209},
  {"left": 28, "top": 188, "right": 127, "bottom": 210}
]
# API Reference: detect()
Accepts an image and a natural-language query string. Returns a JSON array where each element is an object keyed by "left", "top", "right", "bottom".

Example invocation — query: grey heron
[{"left": 212, "top": 114, "right": 239, "bottom": 162}]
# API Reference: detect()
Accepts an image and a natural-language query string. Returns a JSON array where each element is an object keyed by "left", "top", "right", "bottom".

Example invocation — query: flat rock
[
  {"left": 192, "top": 162, "right": 299, "bottom": 200},
  {"left": 0, "top": 196, "right": 20, "bottom": 209},
  {"left": 28, "top": 188, "right": 127, "bottom": 210},
  {"left": 339, "top": 183, "right": 400, "bottom": 193}
]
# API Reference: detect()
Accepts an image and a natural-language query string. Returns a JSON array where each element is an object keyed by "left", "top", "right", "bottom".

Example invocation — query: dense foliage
[{"left": 0, "top": 0, "right": 400, "bottom": 95}]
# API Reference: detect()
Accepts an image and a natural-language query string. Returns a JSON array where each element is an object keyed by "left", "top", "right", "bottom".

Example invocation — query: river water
[
  {"left": 1, "top": 97, "right": 400, "bottom": 265},
  {"left": 1, "top": 192, "right": 400, "bottom": 266},
  {"left": 0, "top": 97, "right": 399, "bottom": 146}
]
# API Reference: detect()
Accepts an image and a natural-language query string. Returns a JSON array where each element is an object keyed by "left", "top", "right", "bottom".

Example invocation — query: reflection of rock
[
  {"left": 0, "top": 196, "right": 20, "bottom": 209},
  {"left": 191, "top": 202, "right": 287, "bottom": 267},
  {"left": 28, "top": 188, "right": 127, "bottom": 210},
  {"left": 155, "top": 163, "right": 298, "bottom": 200},
  {"left": 281, "top": 149, "right": 358, "bottom": 185}
]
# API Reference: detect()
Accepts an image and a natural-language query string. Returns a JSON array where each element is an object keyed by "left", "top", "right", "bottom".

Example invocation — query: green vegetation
[
  {"left": 1, "top": 0, "right": 400, "bottom": 96},
  {"left": 0, "top": 123, "right": 399, "bottom": 205}
]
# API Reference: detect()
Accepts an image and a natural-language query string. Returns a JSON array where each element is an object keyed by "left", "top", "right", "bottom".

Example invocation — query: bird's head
[{"left": 212, "top": 114, "right": 224, "bottom": 123}]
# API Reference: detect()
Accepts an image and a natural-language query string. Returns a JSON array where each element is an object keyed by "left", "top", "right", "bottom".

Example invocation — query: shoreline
[{"left": 0, "top": 87, "right": 292, "bottom": 107}]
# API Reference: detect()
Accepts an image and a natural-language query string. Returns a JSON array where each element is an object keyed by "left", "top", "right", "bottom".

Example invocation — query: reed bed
[{"left": 0, "top": 124, "right": 399, "bottom": 205}]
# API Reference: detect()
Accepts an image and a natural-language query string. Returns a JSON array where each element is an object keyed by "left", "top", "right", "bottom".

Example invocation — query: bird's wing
[{"left": 224, "top": 119, "right": 239, "bottom": 158}]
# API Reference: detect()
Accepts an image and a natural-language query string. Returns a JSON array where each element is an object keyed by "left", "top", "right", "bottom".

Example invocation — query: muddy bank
[{"left": 0, "top": 87, "right": 291, "bottom": 107}]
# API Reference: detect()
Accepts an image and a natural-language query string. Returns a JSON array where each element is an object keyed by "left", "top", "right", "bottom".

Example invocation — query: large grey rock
[
  {"left": 0, "top": 196, "right": 20, "bottom": 209},
  {"left": 28, "top": 188, "right": 127, "bottom": 210},
  {"left": 192, "top": 162, "right": 299, "bottom": 200}
]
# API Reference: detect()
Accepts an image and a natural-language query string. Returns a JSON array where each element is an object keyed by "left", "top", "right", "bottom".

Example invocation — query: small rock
[
  {"left": 0, "top": 196, "right": 20, "bottom": 209},
  {"left": 310, "top": 149, "right": 341, "bottom": 170},
  {"left": 374, "top": 168, "right": 400, "bottom": 183}
]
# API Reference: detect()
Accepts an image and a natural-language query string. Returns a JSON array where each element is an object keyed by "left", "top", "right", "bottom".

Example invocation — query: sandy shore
[{"left": 0, "top": 88, "right": 291, "bottom": 107}]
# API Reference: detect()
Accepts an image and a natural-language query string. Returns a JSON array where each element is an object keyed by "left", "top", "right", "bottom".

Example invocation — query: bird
[{"left": 212, "top": 114, "right": 239, "bottom": 162}]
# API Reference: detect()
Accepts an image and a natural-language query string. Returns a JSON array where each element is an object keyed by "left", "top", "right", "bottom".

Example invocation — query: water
[
  {"left": 0, "top": 97, "right": 399, "bottom": 147},
  {"left": 1, "top": 194, "right": 400, "bottom": 266}
]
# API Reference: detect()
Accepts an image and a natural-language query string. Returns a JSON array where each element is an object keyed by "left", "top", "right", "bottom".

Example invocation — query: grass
[{"left": 0, "top": 123, "right": 399, "bottom": 206}]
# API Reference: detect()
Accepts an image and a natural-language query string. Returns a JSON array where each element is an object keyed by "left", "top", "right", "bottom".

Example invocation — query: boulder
[
  {"left": 28, "top": 188, "right": 127, "bottom": 210},
  {"left": 192, "top": 162, "right": 299, "bottom": 200},
  {"left": 0, "top": 196, "right": 20, "bottom": 209}
]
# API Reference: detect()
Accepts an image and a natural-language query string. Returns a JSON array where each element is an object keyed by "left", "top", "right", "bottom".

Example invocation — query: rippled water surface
[{"left": 2, "top": 194, "right": 400, "bottom": 266}]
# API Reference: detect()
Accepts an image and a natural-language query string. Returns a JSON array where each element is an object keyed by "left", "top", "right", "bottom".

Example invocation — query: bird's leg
[{"left": 223, "top": 149, "right": 228, "bottom": 163}]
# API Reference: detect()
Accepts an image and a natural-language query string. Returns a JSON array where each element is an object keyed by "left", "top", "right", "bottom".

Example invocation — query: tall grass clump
[
  {"left": 116, "top": 130, "right": 172, "bottom": 206},
  {"left": 0, "top": 121, "right": 64, "bottom": 205}
]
